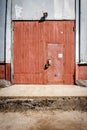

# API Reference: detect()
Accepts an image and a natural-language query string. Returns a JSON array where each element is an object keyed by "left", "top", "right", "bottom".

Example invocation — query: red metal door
[
  {"left": 46, "top": 44, "right": 64, "bottom": 84},
  {"left": 13, "top": 22, "right": 44, "bottom": 84},
  {"left": 13, "top": 21, "right": 74, "bottom": 84}
]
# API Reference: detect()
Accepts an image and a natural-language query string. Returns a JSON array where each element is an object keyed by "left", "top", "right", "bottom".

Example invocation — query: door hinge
[
  {"left": 13, "top": 28, "right": 14, "bottom": 31},
  {"left": 13, "top": 74, "right": 14, "bottom": 79},
  {"left": 73, "top": 26, "right": 75, "bottom": 32}
]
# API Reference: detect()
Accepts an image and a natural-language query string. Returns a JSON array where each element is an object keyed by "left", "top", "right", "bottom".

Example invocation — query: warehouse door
[
  {"left": 13, "top": 21, "right": 74, "bottom": 84},
  {"left": 46, "top": 44, "right": 64, "bottom": 84}
]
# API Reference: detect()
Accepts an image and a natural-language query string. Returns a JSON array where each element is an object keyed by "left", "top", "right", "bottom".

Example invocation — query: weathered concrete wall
[
  {"left": 80, "top": 0, "right": 87, "bottom": 63},
  {"left": 6, "top": 0, "right": 11, "bottom": 63},
  {"left": 12, "top": 0, "right": 75, "bottom": 20},
  {"left": 0, "top": 0, "right": 6, "bottom": 63}
]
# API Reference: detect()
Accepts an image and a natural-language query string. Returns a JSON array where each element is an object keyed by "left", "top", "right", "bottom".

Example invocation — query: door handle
[{"left": 44, "top": 59, "right": 51, "bottom": 70}]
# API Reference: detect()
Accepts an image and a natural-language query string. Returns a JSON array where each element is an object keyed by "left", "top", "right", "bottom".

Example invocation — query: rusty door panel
[
  {"left": 64, "top": 21, "right": 75, "bottom": 84},
  {"left": 46, "top": 44, "right": 64, "bottom": 84},
  {"left": 14, "top": 22, "right": 44, "bottom": 84},
  {"left": 13, "top": 21, "right": 74, "bottom": 84}
]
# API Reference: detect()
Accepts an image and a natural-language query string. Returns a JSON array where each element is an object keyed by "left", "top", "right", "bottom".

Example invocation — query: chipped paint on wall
[{"left": 15, "top": 5, "right": 23, "bottom": 19}]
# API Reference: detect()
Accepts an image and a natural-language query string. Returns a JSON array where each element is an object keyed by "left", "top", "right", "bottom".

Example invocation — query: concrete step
[
  {"left": 0, "top": 85, "right": 87, "bottom": 111},
  {"left": 0, "top": 85, "right": 87, "bottom": 97}
]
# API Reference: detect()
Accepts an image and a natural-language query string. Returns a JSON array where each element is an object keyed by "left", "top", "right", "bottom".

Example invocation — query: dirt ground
[{"left": 0, "top": 110, "right": 87, "bottom": 130}]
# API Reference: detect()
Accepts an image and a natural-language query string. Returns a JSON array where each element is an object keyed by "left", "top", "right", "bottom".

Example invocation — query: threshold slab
[{"left": 0, "top": 85, "right": 87, "bottom": 97}]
